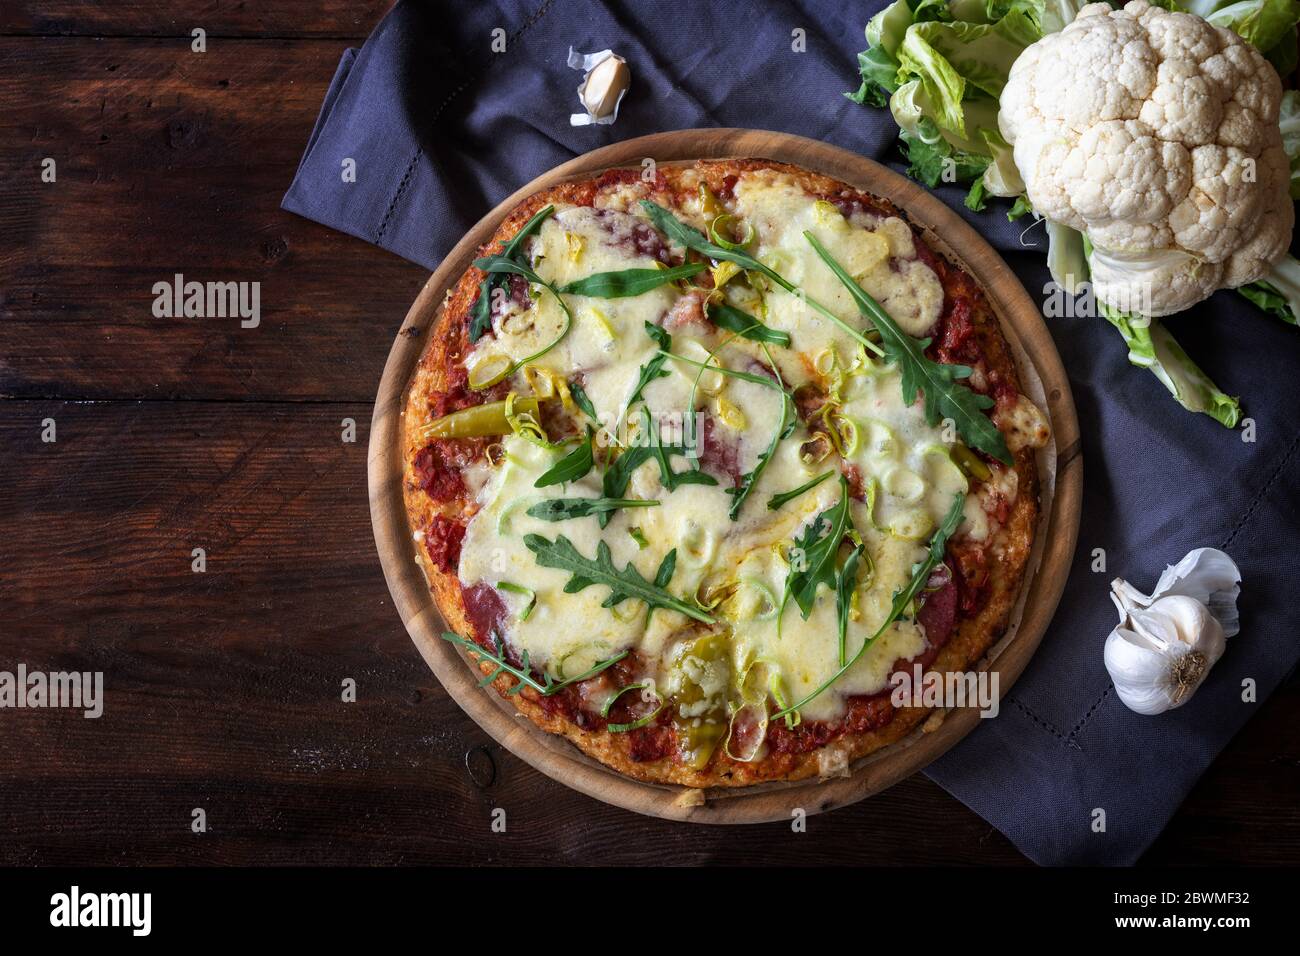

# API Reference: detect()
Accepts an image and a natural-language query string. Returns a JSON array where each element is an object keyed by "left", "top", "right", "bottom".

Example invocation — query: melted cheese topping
[{"left": 454, "top": 169, "right": 1016, "bottom": 730}]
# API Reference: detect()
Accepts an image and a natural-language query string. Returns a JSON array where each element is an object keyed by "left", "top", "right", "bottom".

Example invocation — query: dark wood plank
[
  {"left": 1, "top": 400, "right": 1295, "bottom": 864},
  {"left": 0, "top": 37, "right": 429, "bottom": 403},
  {"left": 0, "top": 1, "right": 394, "bottom": 38},
  {"left": 0, "top": 399, "right": 1027, "bottom": 864}
]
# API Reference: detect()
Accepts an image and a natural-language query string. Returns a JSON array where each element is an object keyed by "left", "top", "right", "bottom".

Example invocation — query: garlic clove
[
  {"left": 1104, "top": 595, "right": 1227, "bottom": 715},
  {"left": 566, "top": 48, "right": 631, "bottom": 127},
  {"left": 581, "top": 55, "right": 630, "bottom": 119}
]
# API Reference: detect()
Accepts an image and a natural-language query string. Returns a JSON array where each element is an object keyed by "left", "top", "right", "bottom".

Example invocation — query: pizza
[{"left": 401, "top": 159, "right": 1050, "bottom": 788}]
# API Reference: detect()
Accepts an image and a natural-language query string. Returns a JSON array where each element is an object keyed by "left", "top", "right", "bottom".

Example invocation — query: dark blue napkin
[{"left": 285, "top": 0, "right": 1300, "bottom": 864}]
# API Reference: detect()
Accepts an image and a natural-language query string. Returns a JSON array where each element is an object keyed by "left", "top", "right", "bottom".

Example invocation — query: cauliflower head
[{"left": 1000, "top": 0, "right": 1293, "bottom": 316}]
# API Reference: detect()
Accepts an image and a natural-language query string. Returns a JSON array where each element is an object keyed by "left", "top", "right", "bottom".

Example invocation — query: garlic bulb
[{"left": 1104, "top": 548, "right": 1241, "bottom": 716}]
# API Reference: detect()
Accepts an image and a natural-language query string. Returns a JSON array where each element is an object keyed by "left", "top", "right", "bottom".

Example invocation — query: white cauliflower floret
[{"left": 1000, "top": 0, "right": 1293, "bottom": 316}]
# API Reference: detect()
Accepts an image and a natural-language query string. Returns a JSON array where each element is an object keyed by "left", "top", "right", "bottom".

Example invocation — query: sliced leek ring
[
  {"left": 495, "top": 493, "right": 537, "bottom": 534},
  {"left": 609, "top": 601, "right": 642, "bottom": 623},
  {"left": 496, "top": 581, "right": 537, "bottom": 621},
  {"left": 799, "top": 431, "right": 832, "bottom": 465},
  {"left": 467, "top": 353, "right": 513, "bottom": 390},
  {"left": 813, "top": 347, "right": 838, "bottom": 378},
  {"left": 862, "top": 475, "right": 885, "bottom": 532},
  {"left": 835, "top": 415, "right": 859, "bottom": 457},
  {"left": 858, "top": 417, "right": 900, "bottom": 460},
  {"left": 709, "top": 214, "right": 754, "bottom": 251},
  {"left": 555, "top": 644, "right": 604, "bottom": 679},
  {"left": 500, "top": 310, "right": 534, "bottom": 337},
  {"left": 522, "top": 364, "right": 555, "bottom": 399},
  {"left": 881, "top": 464, "right": 926, "bottom": 502},
  {"left": 680, "top": 522, "right": 717, "bottom": 568},
  {"left": 736, "top": 577, "right": 779, "bottom": 621},
  {"left": 695, "top": 579, "right": 736, "bottom": 611}
]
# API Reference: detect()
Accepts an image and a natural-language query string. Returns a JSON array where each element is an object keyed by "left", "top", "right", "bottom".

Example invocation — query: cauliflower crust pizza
[{"left": 401, "top": 159, "right": 1051, "bottom": 788}]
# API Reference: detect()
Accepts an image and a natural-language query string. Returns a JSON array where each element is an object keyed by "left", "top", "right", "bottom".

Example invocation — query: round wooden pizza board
[{"left": 368, "top": 128, "right": 1082, "bottom": 824}]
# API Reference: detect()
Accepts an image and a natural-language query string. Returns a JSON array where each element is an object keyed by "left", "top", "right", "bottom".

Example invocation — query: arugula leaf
[
  {"left": 836, "top": 544, "right": 866, "bottom": 667},
  {"left": 526, "top": 497, "right": 660, "bottom": 521},
  {"left": 727, "top": 397, "right": 794, "bottom": 520},
  {"left": 559, "top": 263, "right": 704, "bottom": 298},
  {"left": 645, "top": 548, "right": 679, "bottom": 628},
  {"left": 600, "top": 681, "right": 652, "bottom": 717},
  {"left": 805, "top": 232, "right": 1012, "bottom": 465},
  {"left": 607, "top": 706, "right": 666, "bottom": 733},
  {"left": 622, "top": 322, "right": 672, "bottom": 416},
  {"left": 534, "top": 429, "right": 594, "bottom": 488},
  {"left": 601, "top": 444, "right": 651, "bottom": 511},
  {"left": 706, "top": 302, "right": 792, "bottom": 347},
  {"left": 472, "top": 253, "right": 575, "bottom": 373},
  {"left": 655, "top": 347, "right": 792, "bottom": 518},
  {"left": 473, "top": 255, "right": 547, "bottom": 283},
  {"left": 650, "top": 423, "right": 718, "bottom": 493},
  {"left": 640, "top": 201, "right": 884, "bottom": 357},
  {"left": 772, "top": 493, "right": 967, "bottom": 721},
  {"left": 600, "top": 408, "right": 715, "bottom": 526},
  {"left": 653, "top": 547, "right": 677, "bottom": 588},
  {"left": 523, "top": 534, "right": 714, "bottom": 623},
  {"left": 470, "top": 205, "right": 554, "bottom": 342},
  {"left": 569, "top": 380, "right": 600, "bottom": 422},
  {"left": 440, "top": 629, "right": 625, "bottom": 696},
  {"left": 767, "top": 470, "right": 835, "bottom": 511},
  {"left": 786, "top": 475, "right": 853, "bottom": 619},
  {"left": 658, "top": 350, "right": 786, "bottom": 390}
]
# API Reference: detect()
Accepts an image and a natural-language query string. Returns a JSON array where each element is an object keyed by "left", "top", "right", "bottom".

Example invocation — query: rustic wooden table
[{"left": 1, "top": 1, "right": 1296, "bottom": 866}]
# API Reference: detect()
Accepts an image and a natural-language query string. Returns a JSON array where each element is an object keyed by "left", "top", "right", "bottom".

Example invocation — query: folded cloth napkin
[{"left": 284, "top": 0, "right": 1300, "bottom": 865}]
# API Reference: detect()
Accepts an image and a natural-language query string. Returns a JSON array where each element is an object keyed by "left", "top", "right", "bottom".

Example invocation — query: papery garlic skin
[
  {"left": 1104, "top": 596, "right": 1227, "bottom": 716},
  {"left": 1104, "top": 548, "right": 1240, "bottom": 716},
  {"left": 1110, "top": 547, "right": 1241, "bottom": 637}
]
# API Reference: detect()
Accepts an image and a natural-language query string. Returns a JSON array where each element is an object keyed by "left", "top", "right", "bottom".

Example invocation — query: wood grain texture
[
  {"left": 369, "top": 130, "right": 1082, "bottom": 823},
  {"left": 0, "top": 14, "right": 1295, "bottom": 865},
  {"left": 0, "top": 1, "right": 394, "bottom": 38},
  {"left": 1, "top": 401, "right": 1294, "bottom": 864},
  {"left": 0, "top": 37, "right": 429, "bottom": 402},
  {"left": 0, "top": 400, "right": 1029, "bottom": 865}
]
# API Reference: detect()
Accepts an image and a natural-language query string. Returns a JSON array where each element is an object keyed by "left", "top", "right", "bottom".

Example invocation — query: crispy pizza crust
[{"left": 401, "top": 159, "right": 1040, "bottom": 789}]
